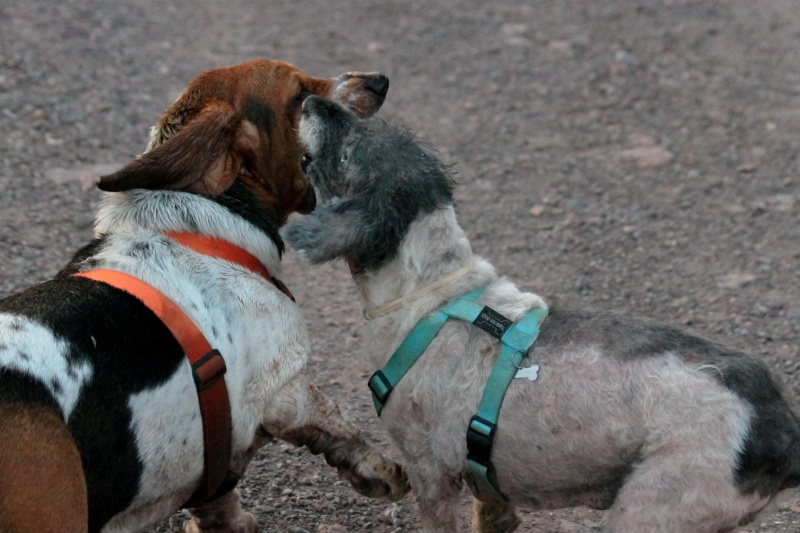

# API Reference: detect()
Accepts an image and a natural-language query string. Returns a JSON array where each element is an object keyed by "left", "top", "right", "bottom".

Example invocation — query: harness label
[{"left": 473, "top": 307, "right": 513, "bottom": 339}]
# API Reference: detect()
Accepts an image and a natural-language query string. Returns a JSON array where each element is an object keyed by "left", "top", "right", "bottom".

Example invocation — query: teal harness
[{"left": 368, "top": 286, "right": 548, "bottom": 501}]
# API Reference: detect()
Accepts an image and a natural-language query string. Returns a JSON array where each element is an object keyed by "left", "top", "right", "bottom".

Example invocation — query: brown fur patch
[{"left": 0, "top": 404, "right": 88, "bottom": 533}]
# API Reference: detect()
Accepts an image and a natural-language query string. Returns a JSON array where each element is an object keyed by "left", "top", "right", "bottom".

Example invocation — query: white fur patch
[
  {"left": 81, "top": 190, "right": 312, "bottom": 531},
  {"left": 0, "top": 314, "right": 93, "bottom": 418},
  {"left": 102, "top": 364, "right": 205, "bottom": 532},
  {"left": 299, "top": 113, "right": 324, "bottom": 157},
  {"left": 94, "top": 190, "right": 283, "bottom": 279}
]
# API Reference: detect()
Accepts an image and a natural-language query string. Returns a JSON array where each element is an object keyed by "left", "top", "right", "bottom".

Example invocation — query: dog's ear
[{"left": 98, "top": 100, "right": 242, "bottom": 196}]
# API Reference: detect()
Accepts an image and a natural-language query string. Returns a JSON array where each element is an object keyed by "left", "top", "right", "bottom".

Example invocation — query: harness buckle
[
  {"left": 192, "top": 349, "right": 227, "bottom": 392},
  {"left": 466, "top": 415, "right": 496, "bottom": 464},
  {"left": 368, "top": 370, "right": 394, "bottom": 416}
]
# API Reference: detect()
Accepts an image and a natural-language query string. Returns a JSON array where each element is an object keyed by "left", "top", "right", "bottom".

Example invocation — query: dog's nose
[{"left": 364, "top": 74, "right": 389, "bottom": 98}]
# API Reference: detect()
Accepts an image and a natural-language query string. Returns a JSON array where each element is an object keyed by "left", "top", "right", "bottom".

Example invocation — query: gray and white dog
[{"left": 282, "top": 95, "right": 800, "bottom": 533}]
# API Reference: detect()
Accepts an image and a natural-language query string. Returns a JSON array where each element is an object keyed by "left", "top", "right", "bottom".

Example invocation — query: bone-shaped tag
[{"left": 514, "top": 364, "right": 540, "bottom": 381}]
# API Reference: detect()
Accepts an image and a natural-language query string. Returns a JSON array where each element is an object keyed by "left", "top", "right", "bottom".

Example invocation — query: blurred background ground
[{"left": 2, "top": 1, "right": 799, "bottom": 531}]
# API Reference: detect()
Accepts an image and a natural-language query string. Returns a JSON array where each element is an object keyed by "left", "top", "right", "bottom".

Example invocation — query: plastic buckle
[
  {"left": 368, "top": 370, "right": 394, "bottom": 415},
  {"left": 466, "top": 415, "right": 496, "bottom": 464},
  {"left": 191, "top": 349, "right": 227, "bottom": 391}
]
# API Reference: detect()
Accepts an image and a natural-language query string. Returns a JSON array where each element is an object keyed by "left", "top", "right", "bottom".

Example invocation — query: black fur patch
[
  {"left": 243, "top": 96, "right": 275, "bottom": 134},
  {"left": 215, "top": 181, "right": 285, "bottom": 256},
  {"left": 0, "top": 368, "right": 62, "bottom": 411},
  {"left": 0, "top": 276, "right": 186, "bottom": 532}
]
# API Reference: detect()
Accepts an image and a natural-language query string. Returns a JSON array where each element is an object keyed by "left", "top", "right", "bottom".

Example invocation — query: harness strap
[
  {"left": 72, "top": 232, "right": 294, "bottom": 505},
  {"left": 165, "top": 231, "right": 295, "bottom": 302},
  {"left": 368, "top": 286, "right": 547, "bottom": 501},
  {"left": 466, "top": 305, "right": 547, "bottom": 500},
  {"left": 369, "top": 310, "right": 451, "bottom": 415},
  {"left": 368, "top": 288, "right": 484, "bottom": 415},
  {"left": 74, "top": 269, "right": 232, "bottom": 504}
]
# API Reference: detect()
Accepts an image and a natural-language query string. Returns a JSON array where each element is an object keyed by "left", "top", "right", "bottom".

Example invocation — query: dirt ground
[{"left": 2, "top": 1, "right": 800, "bottom": 531}]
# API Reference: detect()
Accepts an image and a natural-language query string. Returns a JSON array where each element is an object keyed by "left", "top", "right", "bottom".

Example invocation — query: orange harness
[{"left": 74, "top": 231, "right": 293, "bottom": 505}]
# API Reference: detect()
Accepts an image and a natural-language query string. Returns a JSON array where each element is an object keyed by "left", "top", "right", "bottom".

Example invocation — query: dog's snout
[{"left": 365, "top": 74, "right": 389, "bottom": 97}]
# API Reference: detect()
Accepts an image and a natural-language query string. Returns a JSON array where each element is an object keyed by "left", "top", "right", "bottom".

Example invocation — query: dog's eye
[
  {"left": 341, "top": 154, "right": 348, "bottom": 163},
  {"left": 301, "top": 153, "right": 313, "bottom": 173}
]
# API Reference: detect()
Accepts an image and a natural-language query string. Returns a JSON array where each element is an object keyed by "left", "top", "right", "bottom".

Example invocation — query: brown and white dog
[
  {"left": 0, "top": 60, "right": 407, "bottom": 533},
  {"left": 284, "top": 96, "right": 800, "bottom": 532}
]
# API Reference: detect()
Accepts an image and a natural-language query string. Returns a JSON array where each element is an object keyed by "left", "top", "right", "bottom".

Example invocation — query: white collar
[{"left": 363, "top": 264, "right": 476, "bottom": 320}]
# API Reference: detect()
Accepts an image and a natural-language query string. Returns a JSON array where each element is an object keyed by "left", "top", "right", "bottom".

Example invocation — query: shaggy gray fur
[
  {"left": 283, "top": 95, "right": 800, "bottom": 533},
  {"left": 284, "top": 96, "right": 454, "bottom": 271}
]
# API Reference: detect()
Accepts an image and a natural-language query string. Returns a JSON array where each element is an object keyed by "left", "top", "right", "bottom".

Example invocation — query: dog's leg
[
  {"left": 405, "top": 464, "right": 461, "bottom": 532},
  {"left": 604, "top": 448, "right": 765, "bottom": 533},
  {"left": 0, "top": 404, "right": 88, "bottom": 533},
  {"left": 262, "top": 371, "right": 409, "bottom": 501},
  {"left": 471, "top": 498, "right": 521, "bottom": 533},
  {"left": 184, "top": 489, "right": 257, "bottom": 533}
]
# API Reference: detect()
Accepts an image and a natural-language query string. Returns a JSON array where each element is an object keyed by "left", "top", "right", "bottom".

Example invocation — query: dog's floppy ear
[{"left": 98, "top": 100, "right": 242, "bottom": 196}]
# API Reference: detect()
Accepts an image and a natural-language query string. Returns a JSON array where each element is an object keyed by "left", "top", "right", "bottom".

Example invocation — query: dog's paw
[
  {"left": 282, "top": 200, "right": 353, "bottom": 263},
  {"left": 337, "top": 448, "right": 410, "bottom": 501},
  {"left": 281, "top": 220, "right": 316, "bottom": 255},
  {"left": 183, "top": 488, "right": 258, "bottom": 533},
  {"left": 183, "top": 511, "right": 258, "bottom": 533}
]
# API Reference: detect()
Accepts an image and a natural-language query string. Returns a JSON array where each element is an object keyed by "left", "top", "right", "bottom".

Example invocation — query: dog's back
[
  {"left": 0, "top": 191, "right": 310, "bottom": 532},
  {"left": 536, "top": 306, "right": 800, "bottom": 496}
]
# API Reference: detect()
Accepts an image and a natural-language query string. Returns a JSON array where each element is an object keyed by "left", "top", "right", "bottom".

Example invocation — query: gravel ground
[{"left": 2, "top": 1, "right": 800, "bottom": 531}]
